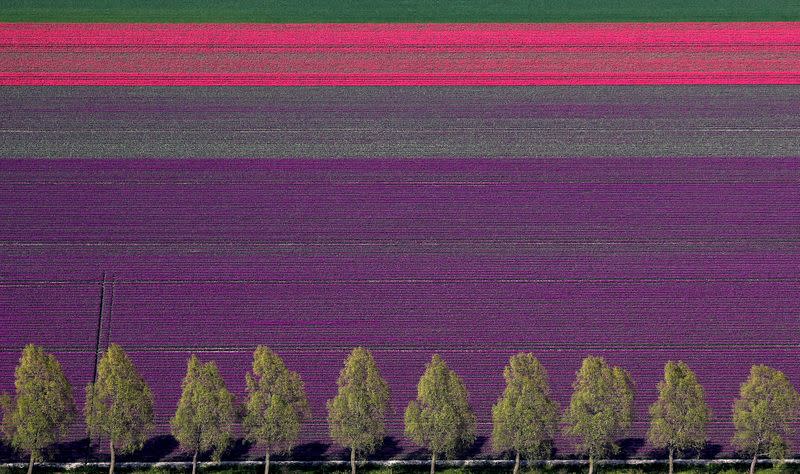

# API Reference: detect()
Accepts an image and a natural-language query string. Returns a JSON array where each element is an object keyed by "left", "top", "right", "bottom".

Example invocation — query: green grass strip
[{"left": 1, "top": 0, "right": 799, "bottom": 23}]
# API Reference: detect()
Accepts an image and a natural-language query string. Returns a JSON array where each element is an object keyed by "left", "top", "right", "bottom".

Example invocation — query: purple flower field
[{"left": 2, "top": 154, "right": 798, "bottom": 460}]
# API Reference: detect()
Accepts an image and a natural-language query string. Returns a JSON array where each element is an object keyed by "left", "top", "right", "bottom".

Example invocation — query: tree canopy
[
  {"left": 85, "top": 344, "right": 155, "bottom": 474},
  {"left": 492, "top": 353, "right": 559, "bottom": 474},
  {"left": 563, "top": 356, "right": 634, "bottom": 474},
  {"left": 732, "top": 365, "right": 800, "bottom": 474},
  {"left": 244, "top": 346, "right": 309, "bottom": 474},
  {"left": 405, "top": 354, "right": 476, "bottom": 474},
  {"left": 170, "top": 355, "right": 235, "bottom": 474},
  {"left": 648, "top": 361, "right": 710, "bottom": 474},
  {"left": 1, "top": 344, "right": 76, "bottom": 474},
  {"left": 328, "top": 347, "right": 390, "bottom": 474}
]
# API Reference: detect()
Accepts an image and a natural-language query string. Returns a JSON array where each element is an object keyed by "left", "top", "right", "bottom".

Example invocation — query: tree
[
  {"left": 1, "top": 344, "right": 76, "bottom": 474},
  {"left": 492, "top": 353, "right": 559, "bottom": 474},
  {"left": 648, "top": 361, "right": 710, "bottom": 474},
  {"left": 85, "top": 344, "right": 155, "bottom": 474},
  {"left": 327, "top": 347, "right": 390, "bottom": 474},
  {"left": 171, "top": 355, "right": 235, "bottom": 474},
  {"left": 244, "top": 346, "right": 310, "bottom": 474},
  {"left": 563, "top": 356, "right": 634, "bottom": 474},
  {"left": 732, "top": 365, "right": 800, "bottom": 474},
  {"left": 405, "top": 354, "right": 476, "bottom": 474}
]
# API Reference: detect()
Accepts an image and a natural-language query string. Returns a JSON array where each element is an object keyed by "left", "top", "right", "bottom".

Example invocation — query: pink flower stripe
[{"left": 1, "top": 22, "right": 799, "bottom": 85}]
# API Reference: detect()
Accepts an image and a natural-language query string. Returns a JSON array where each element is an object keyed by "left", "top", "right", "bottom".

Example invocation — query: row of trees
[{"left": 1, "top": 344, "right": 799, "bottom": 474}]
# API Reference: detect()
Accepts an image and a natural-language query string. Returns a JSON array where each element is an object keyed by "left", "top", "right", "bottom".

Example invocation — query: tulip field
[
  {"left": 2, "top": 11, "right": 800, "bottom": 462},
  {"left": 2, "top": 119, "right": 800, "bottom": 458}
]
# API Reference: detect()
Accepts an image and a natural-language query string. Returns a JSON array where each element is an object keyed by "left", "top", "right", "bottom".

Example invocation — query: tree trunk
[
  {"left": 27, "top": 453, "right": 33, "bottom": 474},
  {"left": 749, "top": 453, "right": 758, "bottom": 474},
  {"left": 109, "top": 441, "right": 116, "bottom": 474},
  {"left": 264, "top": 449, "right": 270, "bottom": 474},
  {"left": 588, "top": 456, "right": 594, "bottom": 474},
  {"left": 513, "top": 451, "right": 521, "bottom": 474},
  {"left": 192, "top": 450, "right": 198, "bottom": 474},
  {"left": 430, "top": 452, "right": 436, "bottom": 474},
  {"left": 668, "top": 448, "right": 673, "bottom": 474},
  {"left": 350, "top": 446, "right": 356, "bottom": 474}
]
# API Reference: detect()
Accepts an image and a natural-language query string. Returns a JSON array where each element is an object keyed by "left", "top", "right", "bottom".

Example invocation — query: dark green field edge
[{"left": 1, "top": 0, "right": 799, "bottom": 23}]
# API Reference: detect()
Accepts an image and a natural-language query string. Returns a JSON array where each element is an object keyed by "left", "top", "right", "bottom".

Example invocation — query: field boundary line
[{"left": 2, "top": 459, "right": 800, "bottom": 469}]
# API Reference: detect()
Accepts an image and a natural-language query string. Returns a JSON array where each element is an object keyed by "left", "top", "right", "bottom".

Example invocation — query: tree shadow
[
  {"left": 562, "top": 452, "right": 583, "bottom": 460},
  {"left": 398, "top": 437, "right": 488, "bottom": 462},
  {"left": 699, "top": 443, "right": 723, "bottom": 459},
  {"left": 47, "top": 438, "right": 93, "bottom": 462},
  {"left": 372, "top": 436, "right": 402, "bottom": 460},
  {"left": 615, "top": 438, "right": 645, "bottom": 459},
  {"left": 124, "top": 435, "right": 179, "bottom": 462},
  {"left": 642, "top": 446, "right": 667, "bottom": 459},
  {"left": 401, "top": 447, "right": 429, "bottom": 461},
  {"left": 460, "top": 435, "right": 488, "bottom": 459},
  {"left": 0, "top": 440, "right": 22, "bottom": 462},
  {"left": 290, "top": 442, "right": 330, "bottom": 461},
  {"left": 328, "top": 445, "right": 351, "bottom": 461},
  {"left": 226, "top": 438, "right": 254, "bottom": 460},
  {"left": 644, "top": 444, "right": 723, "bottom": 461}
]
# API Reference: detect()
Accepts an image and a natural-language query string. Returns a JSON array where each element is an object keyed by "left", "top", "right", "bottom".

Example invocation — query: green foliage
[
  {"left": 327, "top": 347, "right": 391, "bottom": 456},
  {"left": 3, "top": 0, "right": 800, "bottom": 22},
  {"left": 85, "top": 344, "right": 155, "bottom": 454},
  {"left": 404, "top": 354, "right": 477, "bottom": 458},
  {"left": 648, "top": 361, "right": 710, "bottom": 454},
  {"left": 563, "top": 356, "right": 634, "bottom": 459},
  {"left": 732, "top": 365, "right": 800, "bottom": 460},
  {"left": 170, "top": 355, "right": 236, "bottom": 460},
  {"left": 244, "top": 346, "right": 310, "bottom": 455},
  {"left": 0, "top": 344, "right": 76, "bottom": 461},
  {"left": 492, "top": 353, "right": 559, "bottom": 460}
]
